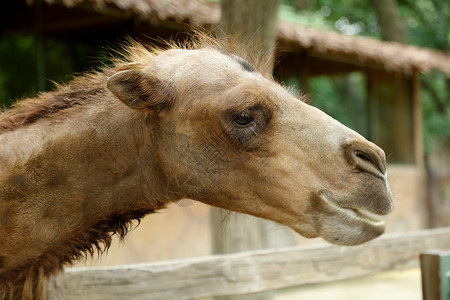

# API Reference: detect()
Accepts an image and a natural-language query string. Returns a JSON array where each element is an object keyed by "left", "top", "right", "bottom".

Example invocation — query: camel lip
[{"left": 319, "top": 192, "right": 386, "bottom": 227}]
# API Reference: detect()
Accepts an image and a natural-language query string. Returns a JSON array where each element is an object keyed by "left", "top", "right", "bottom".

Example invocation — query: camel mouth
[
  {"left": 319, "top": 192, "right": 386, "bottom": 228},
  {"left": 339, "top": 206, "right": 385, "bottom": 226}
]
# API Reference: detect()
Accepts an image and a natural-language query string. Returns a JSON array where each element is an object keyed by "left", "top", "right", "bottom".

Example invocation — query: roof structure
[
  {"left": 277, "top": 22, "right": 450, "bottom": 75},
  {"left": 20, "top": 0, "right": 450, "bottom": 75}
]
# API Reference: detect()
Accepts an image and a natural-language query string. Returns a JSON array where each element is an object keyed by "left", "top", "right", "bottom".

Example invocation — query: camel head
[{"left": 107, "top": 46, "right": 394, "bottom": 246}]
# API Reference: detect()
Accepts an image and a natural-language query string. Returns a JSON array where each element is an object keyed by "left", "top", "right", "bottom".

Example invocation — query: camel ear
[{"left": 106, "top": 70, "right": 171, "bottom": 110}]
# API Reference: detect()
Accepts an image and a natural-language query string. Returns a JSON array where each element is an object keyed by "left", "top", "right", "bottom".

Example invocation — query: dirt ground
[{"left": 276, "top": 268, "right": 421, "bottom": 300}]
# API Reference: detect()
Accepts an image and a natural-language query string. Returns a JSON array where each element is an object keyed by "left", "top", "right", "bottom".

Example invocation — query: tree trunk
[
  {"left": 218, "top": 0, "right": 282, "bottom": 75},
  {"left": 370, "top": 0, "right": 407, "bottom": 43},
  {"left": 212, "top": 1, "right": 282, "bottom": 299}
]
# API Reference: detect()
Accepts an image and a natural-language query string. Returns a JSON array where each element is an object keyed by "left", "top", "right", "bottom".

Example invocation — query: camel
[{"left": 0, "top": 34, "right": 393, "bottom": 299}]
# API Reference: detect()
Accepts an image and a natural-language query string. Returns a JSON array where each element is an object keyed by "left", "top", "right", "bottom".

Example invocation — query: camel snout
[{"left": 343, "top": 140, "right": 387, "bottom": 180}]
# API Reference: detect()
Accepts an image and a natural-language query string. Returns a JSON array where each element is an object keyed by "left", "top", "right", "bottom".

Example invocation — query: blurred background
[{"left": 1, "top": 0, "right": 450, "bottom": 299}]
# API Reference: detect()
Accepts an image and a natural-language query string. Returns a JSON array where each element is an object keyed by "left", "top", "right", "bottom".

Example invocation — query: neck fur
[{"left": 0, "top": 97, "right": 176, "bottom": 297}]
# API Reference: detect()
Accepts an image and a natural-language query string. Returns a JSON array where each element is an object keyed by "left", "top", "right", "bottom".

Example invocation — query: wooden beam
[{"left": 48, "top": 227, "right": 450, "bottom": 299}]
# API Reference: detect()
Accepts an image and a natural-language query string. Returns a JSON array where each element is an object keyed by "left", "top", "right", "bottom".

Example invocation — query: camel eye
[{"left": 233, "top": 112, "right": 254, "bottom": 126}]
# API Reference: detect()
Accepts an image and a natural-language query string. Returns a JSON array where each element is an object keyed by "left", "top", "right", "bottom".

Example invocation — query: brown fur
[
  {"left": 0, "top": 88, "right": 101, "bottom": 134},
  {"left": 0, "top": 32, "right": 393, "bottom": 299}
]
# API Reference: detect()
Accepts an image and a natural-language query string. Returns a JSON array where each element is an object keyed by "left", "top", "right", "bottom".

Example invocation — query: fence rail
[{"left": 48, "top": 227, "right": 450, "bottom": 299}]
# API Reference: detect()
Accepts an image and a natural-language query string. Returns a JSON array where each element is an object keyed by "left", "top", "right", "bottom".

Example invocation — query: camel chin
[{"left": 315, "top": 192, "right": 386, "bottom": 246}]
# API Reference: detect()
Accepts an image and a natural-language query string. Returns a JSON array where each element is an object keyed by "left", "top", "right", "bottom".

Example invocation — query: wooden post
[
  {"left": 412, "top": 69, "right": 424, "bottom": 167},
  {"left": 421, "top": 251, "right": 450, "bottom": 300},
  {"left": 367, "top": 70, "right": 416, "bottom": 164}
]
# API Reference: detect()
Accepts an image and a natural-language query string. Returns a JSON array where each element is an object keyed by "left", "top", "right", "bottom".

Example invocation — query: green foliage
[
  {"left": 421, "top": 71, "right": 450, "bottom": 152},
  {"left": 0, "top": 34, "right": 108, "bottom": 109},
  {"left": 281, "top": 0, "right": 381, "bottom": 37},
  {"left": 309, "top": 76, "right": 355, "bottom": 127},
  {"left": 309, "top": 72, "right": 369, "bottom": 138},
  {"left": 0, "top": 34, "right": 40, "bottom": 107},
  {"left": 279, "top": 4, "right": 333, "bottom": 30},
  {"left": 397, "top": 0, "right": 450, "bottom": 50}
]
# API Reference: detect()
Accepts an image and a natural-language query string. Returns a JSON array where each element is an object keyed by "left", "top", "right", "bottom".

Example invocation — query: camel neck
[{"left": 0, "top": 102, "right": 175, "bottom": 277}]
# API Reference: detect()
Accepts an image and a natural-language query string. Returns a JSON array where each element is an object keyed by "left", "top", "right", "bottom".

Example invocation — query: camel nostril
[
  {"left": 343, "top": 141, "right": 387, "bottom": 179},
  {"left": 353, "top": 148, "right": 386, "bottom": 178},
  {"left": 354, "top": 150, "right": 381, "bottom": 171}
]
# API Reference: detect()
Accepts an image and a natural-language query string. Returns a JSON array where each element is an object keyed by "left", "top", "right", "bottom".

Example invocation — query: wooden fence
[{"left": 48, "top": 227, "right": 450, "bottom": 299}]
